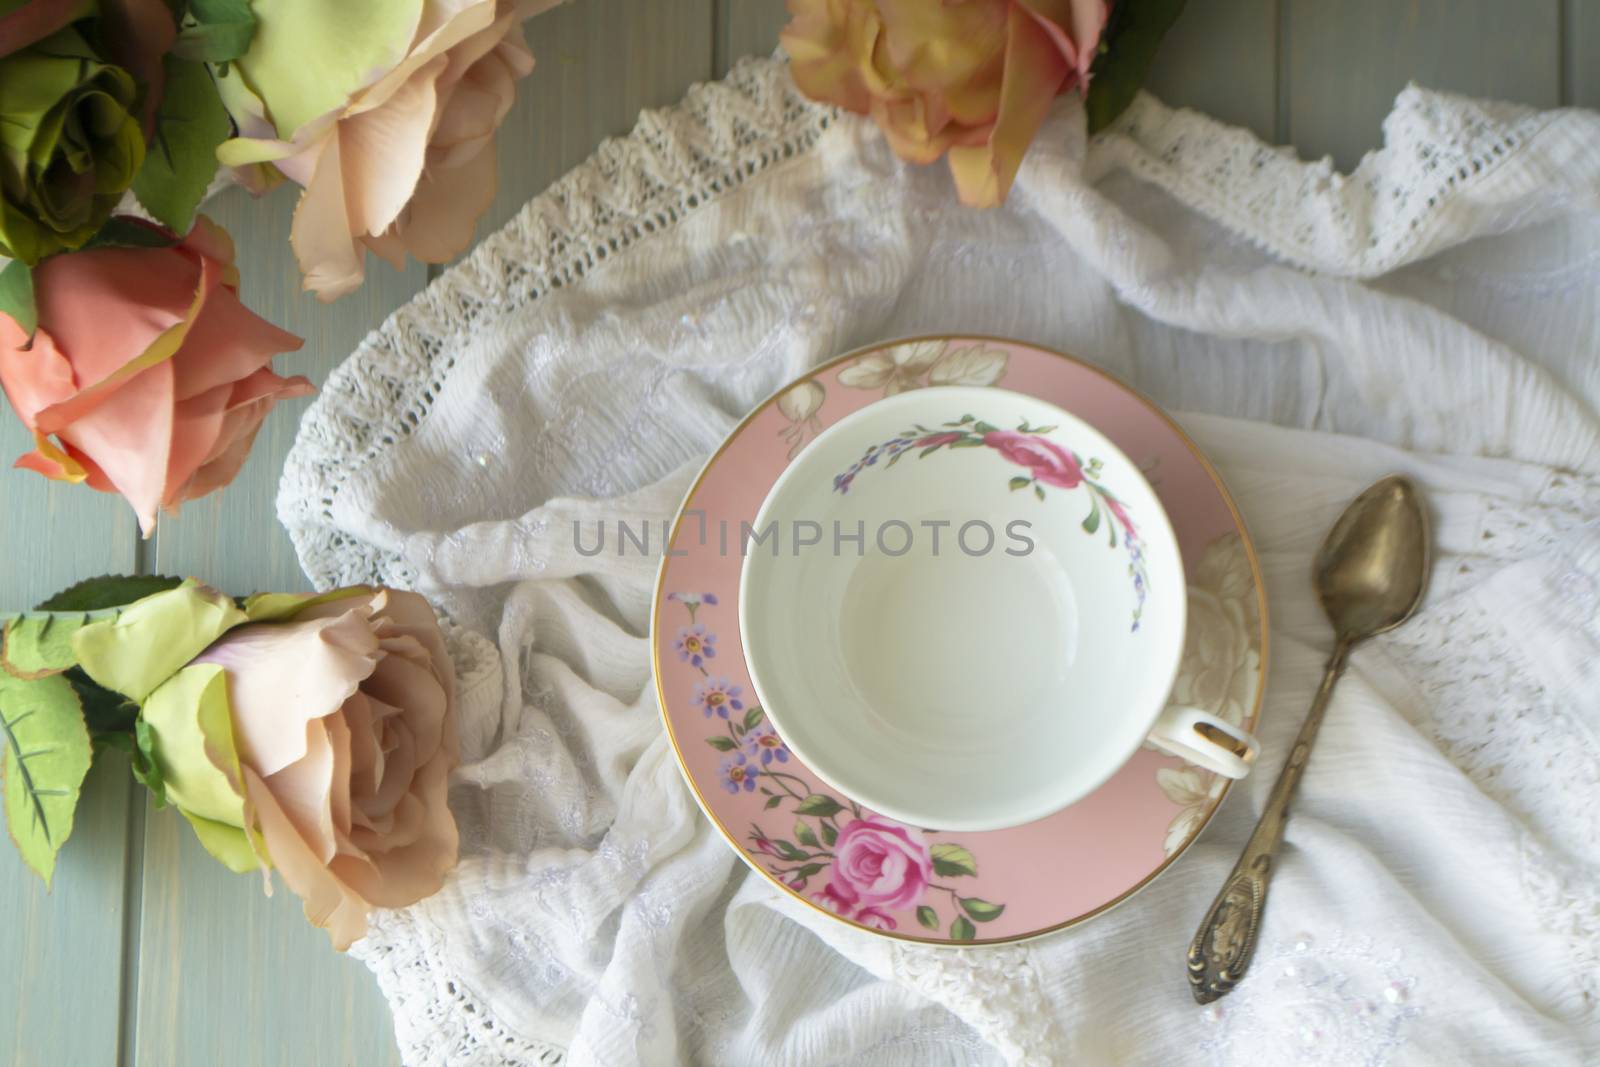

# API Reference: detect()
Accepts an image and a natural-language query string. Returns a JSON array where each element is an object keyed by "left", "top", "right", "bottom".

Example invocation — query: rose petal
[
  {"left": 388, "top": 133, "right": 498, "bottom": 264},
  {"left": 0, "top": 321, "right": 75, "bottom": 426},
  {"left": 337, "top": 55, "right": 442, "bottom": 240},
  {"left": 328, "top": 750, "right": 456, "bottom": 908},
  {"left": 53, "top": 359, "right": 175, "bottom": 534},
  {"left": 290, "top": 135, "right": 368, "bottom": 301},
  {"left": 245, "top": 766, "right": 371, "bottom": 949},
  {"left": 261, "top": 717, "right": 339, "bottom": 863},
  {"left": 27, "top": 244, "right": 195, "bottom": 395},
  {"left": 196, "top": 606, "right": 380, "bottom": 775}
]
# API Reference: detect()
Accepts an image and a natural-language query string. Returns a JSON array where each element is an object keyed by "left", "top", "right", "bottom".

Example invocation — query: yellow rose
[{"left": 782, "top": 0, "right": 1108, "bottom": 207}]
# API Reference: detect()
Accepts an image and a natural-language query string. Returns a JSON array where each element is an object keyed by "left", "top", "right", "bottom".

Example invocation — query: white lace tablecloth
[{"left": 277, "top": 59, "right": 1600, "bottom": 1066}]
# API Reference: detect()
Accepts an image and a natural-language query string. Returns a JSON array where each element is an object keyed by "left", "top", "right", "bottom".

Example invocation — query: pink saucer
[{"left": 653, "top": 337, "right": 1268, "bottom": 944}]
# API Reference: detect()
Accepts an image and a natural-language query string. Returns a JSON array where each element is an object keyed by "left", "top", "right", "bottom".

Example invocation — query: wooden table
[{"left": 1, "top": 1, "right": 1590, "bottom": 1062}]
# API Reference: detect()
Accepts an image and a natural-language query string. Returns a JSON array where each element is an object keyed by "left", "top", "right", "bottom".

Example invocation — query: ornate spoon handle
[{"left": 1187, "top": 640, "right": 1351, "bottom": 1004}]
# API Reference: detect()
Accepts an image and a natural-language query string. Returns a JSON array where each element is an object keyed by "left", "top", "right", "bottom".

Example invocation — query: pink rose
[
  {"left": 829, "top": 815, "right": 931, "bottom": 911},
  {"left": 814, "top": 880, "right": 857, "bottom": 913},
  {"left": 0, "top": 217, "right": 308, "bottom": 534},
  {"left": 983, "top": 429, "right": 1083, "bottom": 489},
  {"left": 218, "top": 0, "right": 562, "bottom": 301},
  {"left": 855, "top": 907, "right": 897, "bottom": 931},
  {"left": 195, "top": 588, "right": 460, "bottom": 948}
]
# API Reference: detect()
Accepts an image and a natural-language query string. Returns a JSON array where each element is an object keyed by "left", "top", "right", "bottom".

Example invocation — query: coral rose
[
  {"left": 782, "top": 0, "right": 1109, "bottom": 206},
  {"left": 73, "top": 582, "right": 460, "bottom": 949},
  {"left": 0, "top": 217, "right": 309, "bottom": 535},
  {"left": 217, "top": 0, "right": 561, "bottom": 301}
]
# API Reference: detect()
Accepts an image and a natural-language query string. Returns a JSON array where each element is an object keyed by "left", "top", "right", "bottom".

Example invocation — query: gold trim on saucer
[{"left": 650, "top": 333, "right": 1270, "bottom": 946}]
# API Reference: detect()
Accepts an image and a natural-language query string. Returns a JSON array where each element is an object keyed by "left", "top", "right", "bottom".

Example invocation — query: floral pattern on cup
[
  {"left": 667, "top": 591, "right": 1008, "bottom": 940},
  {"left": 830, "top": 413, "right": 1150, "bottom": 630}
]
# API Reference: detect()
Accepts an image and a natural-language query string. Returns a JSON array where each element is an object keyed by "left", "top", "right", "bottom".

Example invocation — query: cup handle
[{"left": 1148, "top": 706, "right": 1259, "bottom": 778}]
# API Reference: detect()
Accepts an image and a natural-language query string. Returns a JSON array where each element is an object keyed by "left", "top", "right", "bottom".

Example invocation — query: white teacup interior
[{"left": 740, "top": 387, "right": 1186, "bottom": 832}]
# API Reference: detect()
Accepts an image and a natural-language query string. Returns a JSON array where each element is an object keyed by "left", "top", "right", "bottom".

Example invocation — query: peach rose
[
  {"left": 782, "top": 0, "right": 1109, "bottom": 206},
  {"left": 217, "top": 0, "right": 561, "bottom": 301},
  {"left": 73, "top": 583, "right": 461, "bottom": 949},
  {"left": 0, "top": 217, "right": 309, "bottom": 535}
]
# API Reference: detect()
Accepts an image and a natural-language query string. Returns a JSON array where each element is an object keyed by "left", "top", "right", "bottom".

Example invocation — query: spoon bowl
[{"left": 1315, "top": 475, "right": 1430, "bottom": 641}]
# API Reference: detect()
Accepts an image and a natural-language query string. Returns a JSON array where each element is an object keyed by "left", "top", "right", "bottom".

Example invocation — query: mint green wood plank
[
  {"left": 1143, "top": 0, "right": 1278, "bottom": 141},
  {"left": 1571, "top": 0, "right": 1600, "bottom": 107},
  {"left": 134, "top": 180, "right": 426, "bottom": 1066},
  {"left": 1287, "top": 0, "right": 1561, "bottom": 171},
  {"left": 0, "top": 404, "right": 137, "bottom": 1063},
  {"left": 716, "top": 0, "right": 788, "bottom": 74},
  {"left": 474, "top": 0, "right": 715, "bottom": 242}
]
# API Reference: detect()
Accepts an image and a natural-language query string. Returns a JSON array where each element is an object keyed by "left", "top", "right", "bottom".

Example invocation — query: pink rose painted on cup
[
  {"left": 982, "top": 429, "right": 1083, "bottom": 488},
  {"left": 830, "top": 815, "right": 932, "bottom": 911},
  {"left": 855, "top": 907, "right": 897, "bottom": 931}
]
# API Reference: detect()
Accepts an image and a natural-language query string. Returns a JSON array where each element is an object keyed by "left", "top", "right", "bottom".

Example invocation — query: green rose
[{"left": 0, "top": 11, "right": 146, "bottom": 263}]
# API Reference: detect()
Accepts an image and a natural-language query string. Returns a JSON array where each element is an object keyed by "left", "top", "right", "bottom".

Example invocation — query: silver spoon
[{"left": 1187, "top": 475, "right": 1430, "bottom": 1004}]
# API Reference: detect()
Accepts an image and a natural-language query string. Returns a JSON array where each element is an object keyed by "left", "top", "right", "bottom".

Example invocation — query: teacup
[{"left": 739, "top": 386, "right": 1257, "bottom": 832}]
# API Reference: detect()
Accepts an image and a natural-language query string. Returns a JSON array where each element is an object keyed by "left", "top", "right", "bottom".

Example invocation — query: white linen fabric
[{"left": 277, "top": 58, "right": 1600, "bottom": 1066}]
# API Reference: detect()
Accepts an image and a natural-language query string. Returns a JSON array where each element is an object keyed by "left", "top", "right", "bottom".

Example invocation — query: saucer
[{"left": 652, "top": 336, "right": 1267, "bottom": 944}]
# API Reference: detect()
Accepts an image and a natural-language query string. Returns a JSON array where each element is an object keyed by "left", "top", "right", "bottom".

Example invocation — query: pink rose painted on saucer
[{"left": 829, "top": 815, "right": 933, "bottom": 912}]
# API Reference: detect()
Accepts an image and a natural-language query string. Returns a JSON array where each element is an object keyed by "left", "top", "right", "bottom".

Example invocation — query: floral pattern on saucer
[
  {"left": 1156, "top": 531, "right": 1263, "bottom": 854},
  {"left": 667, "top": 594, "right": 1007, "bottom": 940},
  {"left": 832, "top": 412, "right": 1150, "bottom": 630}
]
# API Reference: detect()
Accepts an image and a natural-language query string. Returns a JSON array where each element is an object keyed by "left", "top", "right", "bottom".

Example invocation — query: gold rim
[{"left": 650, "top": 333, "right": 1271, "bottom": 946}]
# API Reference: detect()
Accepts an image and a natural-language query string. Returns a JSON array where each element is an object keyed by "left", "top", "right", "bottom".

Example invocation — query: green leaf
[
  {"left": 930, "top": 843, "right": 978, "bottom": 878},
  {"left": 820, "top": 820, "right": 838, "bottom": 847},
  {"left": 773, "top": 840, "right": 809, "bottom": 861},
  {"left": 0, "top": 672, "right": 93, "bottom": 886},
  {"left": 172, "top": 0, "right": 257, "bottom": 62},
  {"left": 732, "top": 721, "right": 746, "bottom": 738},
  {"left": 1034, "top": 484, "right": 1046, "bottom": 502},
  {"left": 81, "top": 217, "right": 179, "bottom": 250},
  {"left": 1085, "top": 0, "right": 1189, "bottom": 135},
  {"left": 1008, "top": 476, "right": 1031, "bottom": 491},
  {"left": 125, "top": 718, "right": 167, "bottom": 808},
  {"left": 949, "top": 916, "right": 976, "bottom": 942},
  {"left": 972, "top": 421, "right": 998, "bottom": 434},
  {"left": 794, "top": 794, "right": 844, "bottom": 818},
  {"left": 764, "top": 795, "right": 782, "bottom": 809},
  {"left": 1082, "top": 504, "right": 1101, "bottom": 535},
  {"left": 35, "top": 574, "right": 183, "bottom": 612},
  {"left": 950, "top": 439, "right": 985, "bottom": 448},
  {"left": 1, "top": 615, "right": 80, "bottom": 678},
  {"left": 67, "top": 669, "right": 136, "bottom": 735},
  {"left": 919, "top": 443, "right": 947, "bottom": 458},
  {"left": 73, "top": 582, "right": 247, "bottom": 704},
  {"left": 958, "top": 896, "right": 1006, "bottom": 923},
  {"left": 794, "top": 820, "right": 818, "bottom": 848},
  {"left": 706, "top": 735, "right": 736, "bottom": 751},
  {"left": 793, "top": 862, "right": 824, "bottom": 880},
  {"left": 916, "top": 905, "right": 939, "bottom": 930},
  {"left": 0, "top": 259, "right": 35, "bottom": 336},
  {"left": 743, "top": 706, "right": 765, "bottom": 731},
  {"left": 131, "top": 55, "right": 231, "bottom": 234}
]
